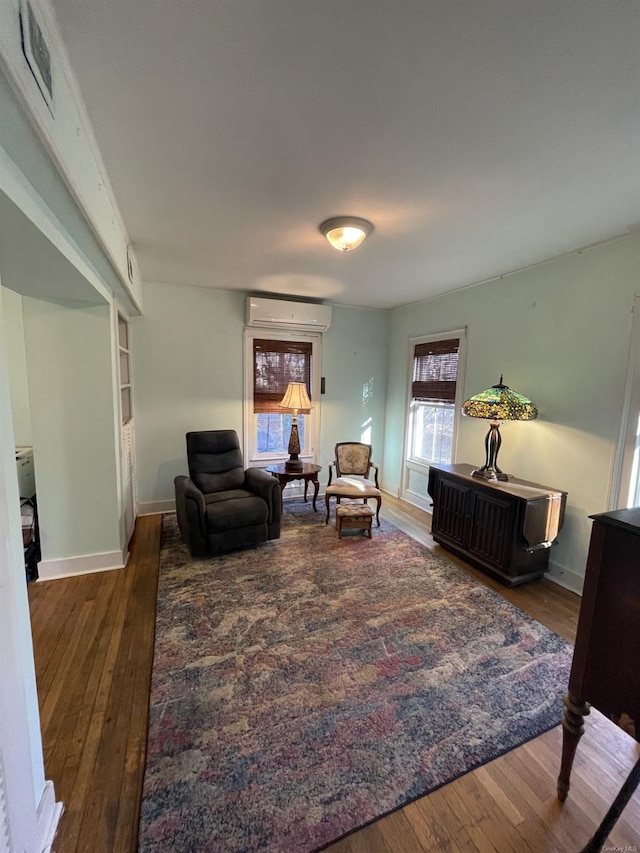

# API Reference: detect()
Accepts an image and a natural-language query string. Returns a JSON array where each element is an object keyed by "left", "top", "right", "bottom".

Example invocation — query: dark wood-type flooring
[{"left": 28, "top": 494, "right": 640, "bottom": 852}]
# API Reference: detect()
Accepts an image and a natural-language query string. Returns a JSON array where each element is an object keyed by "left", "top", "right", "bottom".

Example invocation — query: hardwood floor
[
  {"left": 28, "top": 496, "right": 640, "bottom": 852},
  {"left": 29, "top": 514, "right": 160, "bottom": 853}
]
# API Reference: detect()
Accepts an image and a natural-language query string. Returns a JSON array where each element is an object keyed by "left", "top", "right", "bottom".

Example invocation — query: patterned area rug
[{"left": 138, "top": 499, "right": 572, "bottom": 853}]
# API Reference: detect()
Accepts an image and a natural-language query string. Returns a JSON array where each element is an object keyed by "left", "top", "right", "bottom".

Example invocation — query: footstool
[{"left": 335, "top": 503, "right": 374, "bottom": 539}]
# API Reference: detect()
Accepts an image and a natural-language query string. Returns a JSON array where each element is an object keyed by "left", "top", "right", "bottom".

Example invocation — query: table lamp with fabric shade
[
  {"left": 462, "top": 376, "right": 537, "bottom": 482},
  {"left": 278, "top": 382, "right": 313, "bottom": 471}
]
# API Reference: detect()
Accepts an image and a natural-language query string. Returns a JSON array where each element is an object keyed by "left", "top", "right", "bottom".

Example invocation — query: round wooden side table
[{"left": 266, "top": 463, "right": 322, "bottom": 510}]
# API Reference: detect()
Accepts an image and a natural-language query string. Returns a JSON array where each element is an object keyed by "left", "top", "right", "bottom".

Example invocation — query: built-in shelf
[{"left": 118, "top": 314, "right": 132, "bottom": 425}]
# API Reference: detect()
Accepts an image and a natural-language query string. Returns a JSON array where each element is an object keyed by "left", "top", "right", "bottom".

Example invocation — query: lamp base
[
  {"left": 285, "top": 420, "right": 303, "bottom": 471},
  {"left": 471, "top": 466, "right": 509, "bottom": 482},
  {"left": 472, "top": 420, "right": 510, "bottom": 482}
]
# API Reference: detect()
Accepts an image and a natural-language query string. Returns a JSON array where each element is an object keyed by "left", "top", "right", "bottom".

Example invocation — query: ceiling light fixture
[{"left": 319, "top": 216, "right": 374, "bottom": 252}]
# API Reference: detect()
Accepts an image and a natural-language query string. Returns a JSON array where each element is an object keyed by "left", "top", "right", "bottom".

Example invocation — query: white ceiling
[{"left": 49, "top": 0, "right": 640, "bottom": 309}]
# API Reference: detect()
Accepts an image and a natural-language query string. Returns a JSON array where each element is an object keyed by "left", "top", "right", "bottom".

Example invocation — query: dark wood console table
[
  {"left": 427, "top": 463, "right": 567, "bottom": 586},
  {"left": 558, "top": 508, "right": 640, "bottom": 852}
]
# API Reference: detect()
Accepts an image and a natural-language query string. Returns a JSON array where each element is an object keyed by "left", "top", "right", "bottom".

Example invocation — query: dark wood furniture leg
[
  {"left": 267, "top": 464, "right": 322, "bottom": 513},
  {"left": 558, "top": 693, "right": 590, "bottom": 802},
  {"left": 325, "top": 494, "right": 332, "bottom": 524},
  {"left": 302, "top": 475, "right": 319, "bottom": 510},
  {"left": 579, "top": 754, "right": 640, "bottom": 852}
]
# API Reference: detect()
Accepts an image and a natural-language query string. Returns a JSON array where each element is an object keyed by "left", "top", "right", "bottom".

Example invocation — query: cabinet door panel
[
  {"left": 468, "top": 492, "right": 515, "bottom": 570},
  {"left": 433, "top": 477, "right": 469, "bottom": 547}
]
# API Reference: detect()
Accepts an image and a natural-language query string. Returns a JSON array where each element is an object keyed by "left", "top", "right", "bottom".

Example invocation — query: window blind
[
  {"left": 253, "top": 339, "right": 312, "bottom": 413},
  {"left": 412, "top": 338, "right": 459, "bottom": 403}
]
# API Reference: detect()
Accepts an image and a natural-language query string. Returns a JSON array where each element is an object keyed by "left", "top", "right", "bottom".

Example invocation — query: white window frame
[
  {"left": 611, "top": 294, "right": 640, "bottom": 509},
  {"left": 401, "top": 328, "right": 466, "bottom": 510},
  {"left": 243, "top": 328, "right": 322, "bottom": 468}
]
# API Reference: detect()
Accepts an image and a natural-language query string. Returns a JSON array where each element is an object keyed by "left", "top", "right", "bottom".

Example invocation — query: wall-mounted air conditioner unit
[{"left": 246, "top": 297, "right": 332, "bottom": 331}]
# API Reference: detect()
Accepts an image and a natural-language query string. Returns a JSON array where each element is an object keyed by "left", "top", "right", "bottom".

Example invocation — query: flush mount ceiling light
[{"left": 319, "top": 216, "right": 374, "bottom": 252}]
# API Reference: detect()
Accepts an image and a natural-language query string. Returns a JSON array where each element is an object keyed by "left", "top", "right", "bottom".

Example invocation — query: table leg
[
  {"left": 303, "top": 478, "right": 309, "bottom": 503},
  {"left": 312, "top": 478, "right": 319, "bottom": 511},
  {"left": 557, "top": 693, "right": 590, "bottom": 802}
]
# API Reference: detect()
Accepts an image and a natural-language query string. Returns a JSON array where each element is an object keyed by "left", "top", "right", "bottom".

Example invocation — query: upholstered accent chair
[
  {"left": 174, "top": 430, "right": 282, "bottom": 557},
  {"left": 324, "top": 442, "right": 382, "bottom": 527}
]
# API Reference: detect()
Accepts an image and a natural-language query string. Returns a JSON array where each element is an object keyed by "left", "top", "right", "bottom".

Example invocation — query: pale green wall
[
  {"left": 133, "top": 282, "right": 389, "bottom": 506},
  {"left": 317, "top": 303, "right": 388, "bottom": 472},
  {"left": 384, "top": 233, "right": 640, "bottom": 585},
  {"left": 132, "top": 283, "right": 246, "bottom": 505},
  {"left": 3, "top": 287, "right": 32, "bottom": 445},
  {"left": 22, "top": 298, "right": 121, "bottom": 560}
]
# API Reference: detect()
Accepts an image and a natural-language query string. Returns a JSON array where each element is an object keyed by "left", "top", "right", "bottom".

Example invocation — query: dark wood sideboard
[
  {"left": 427, "top": 463, "right": 567, "bottom": 586},
  {"left": 557, "top": 509, "right": 640, "bottom": 851}
]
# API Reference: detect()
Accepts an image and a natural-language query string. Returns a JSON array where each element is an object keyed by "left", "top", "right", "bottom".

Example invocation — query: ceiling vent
[{"left": 246, "top": 297, "right": 332, "bottom": 332}]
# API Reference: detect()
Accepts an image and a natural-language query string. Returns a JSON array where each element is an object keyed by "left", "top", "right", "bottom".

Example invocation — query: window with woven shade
[
  {"left": 244, "top": 332, "right": 321, "bottom": 464},
  {"left": 407, "top": 334, "right": 464, "bottom": 469},
  {"left": 411, "top": 339, "right": 459, "bottom": 404},
  {"left": 253, "top": 339, "right": 312, "bottom": 414}
]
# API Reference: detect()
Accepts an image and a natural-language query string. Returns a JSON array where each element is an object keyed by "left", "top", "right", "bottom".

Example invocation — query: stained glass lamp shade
[{"left": 462, "top": 376, "right": 537, "bottom": 481}]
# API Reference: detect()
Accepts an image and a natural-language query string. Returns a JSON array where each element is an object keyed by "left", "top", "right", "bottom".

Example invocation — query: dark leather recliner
[{"left": 174, "top": 430, "right": 281, "bottom": 557}]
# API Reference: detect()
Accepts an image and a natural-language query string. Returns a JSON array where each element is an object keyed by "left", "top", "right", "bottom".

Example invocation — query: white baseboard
[
  {"left": 139, "top": 485, "right": 319, "bottom": 516},
  {"left": 379, "top": 480, "right": 399, "bottom": 498},
  {"left": 36, "top": 780, "right": 63, "bottom": 853},
  {"left": 545, "top": 560, "right": 584, "bottom": 596},
  {"left": 37, "top": 549, "right": 124, "bottom": 581},
  {"left": 139, "top": 486, "right": 412, "bottom": 517},
  {"left": 398, "top": 489, "right": 432, "bottom": 513},
  {"left": 137, "top": 500, "right": 175, "bottom": 516}
]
